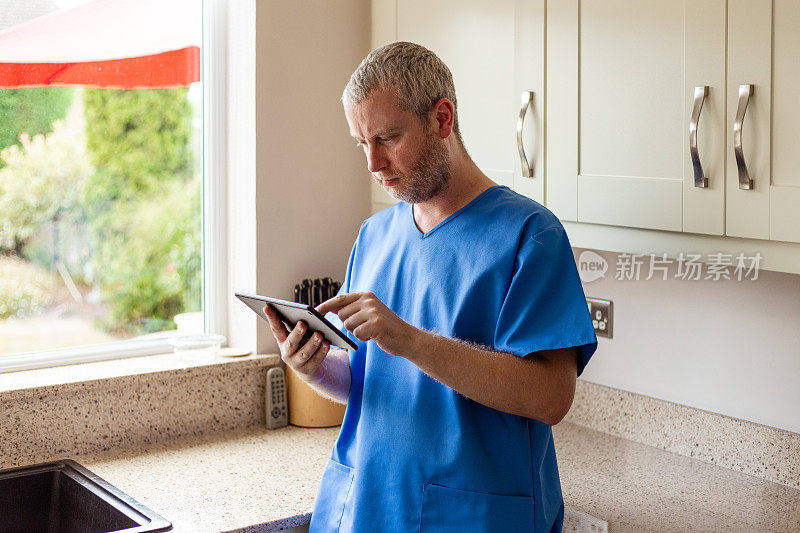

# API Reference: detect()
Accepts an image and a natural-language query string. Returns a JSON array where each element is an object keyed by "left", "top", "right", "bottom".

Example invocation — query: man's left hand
[{"left": 315, "top": 292, "right": 417, "bottom": 356}]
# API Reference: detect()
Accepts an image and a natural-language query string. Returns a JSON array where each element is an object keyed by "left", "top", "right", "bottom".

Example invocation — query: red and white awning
[{"left": 0, "top": 0, "right": 201, "bottom": 89}]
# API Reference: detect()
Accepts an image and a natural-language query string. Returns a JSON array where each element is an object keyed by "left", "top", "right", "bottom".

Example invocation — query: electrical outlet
[{"left": 586, "top": 298, "right": 613, "bottom": 338}]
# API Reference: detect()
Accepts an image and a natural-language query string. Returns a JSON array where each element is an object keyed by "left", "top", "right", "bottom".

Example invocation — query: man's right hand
[{"left": 263, "top": 304, "right": 330, "bottom": 384}]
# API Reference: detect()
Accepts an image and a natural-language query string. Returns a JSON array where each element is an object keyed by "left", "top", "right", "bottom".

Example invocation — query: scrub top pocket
[
  {"left": 309, "top": 459, "right": 354, "bottom": 533},
  {"left": 420, "top": 482, "right": 534, "bottom": 532}
]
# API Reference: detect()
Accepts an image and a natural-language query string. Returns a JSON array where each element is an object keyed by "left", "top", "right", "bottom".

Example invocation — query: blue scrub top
[{"left": 309, "top": 185, "right": 597, "bottom": 533}]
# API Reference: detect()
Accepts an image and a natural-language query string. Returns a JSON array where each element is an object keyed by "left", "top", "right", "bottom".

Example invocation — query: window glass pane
[{"left": 0, "top": 1, "right": 203, "bottom": 356}]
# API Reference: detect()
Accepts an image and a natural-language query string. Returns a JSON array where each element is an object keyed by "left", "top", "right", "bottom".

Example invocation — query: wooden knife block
[{"left": 285, "top": 366, "right": 346, "bottom": 427}]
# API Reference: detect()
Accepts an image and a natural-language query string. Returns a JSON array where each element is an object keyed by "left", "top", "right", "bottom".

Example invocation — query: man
[{"left": 264, "top": 42, "right": 597, "bottom": 532}]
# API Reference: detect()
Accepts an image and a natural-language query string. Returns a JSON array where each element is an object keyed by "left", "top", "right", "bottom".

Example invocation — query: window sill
[{"left": 0, "top": 350, "right": 278, "bottom": 394}]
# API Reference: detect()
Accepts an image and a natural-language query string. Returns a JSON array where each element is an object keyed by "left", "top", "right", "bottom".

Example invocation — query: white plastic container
[
  {"left": 173, "top": 312, "right": 204, "bottom": 336},
  {"left": 169, "top": 334, "right": 226, "bottom": 363}
]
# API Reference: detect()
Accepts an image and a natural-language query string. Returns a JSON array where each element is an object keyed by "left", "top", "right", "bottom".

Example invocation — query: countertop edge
[{"left": 222, "top": 512, "right": 312, "bottom": 533}]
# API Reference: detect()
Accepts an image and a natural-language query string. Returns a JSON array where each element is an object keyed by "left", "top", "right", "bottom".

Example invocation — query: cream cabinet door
[
  {"left": 727, "top": 0, "right": 800, "bottom": 243},
  {"left": 394, "top": 0, "right": 545, "bottom": 201},
  {"left": 547, "top": 0, "right": 726, "bottom": 233}
]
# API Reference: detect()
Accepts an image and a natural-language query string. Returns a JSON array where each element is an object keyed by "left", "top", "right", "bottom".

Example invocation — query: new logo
[{"left": 577, "top": 250, "right": 608, "bottom": 283}]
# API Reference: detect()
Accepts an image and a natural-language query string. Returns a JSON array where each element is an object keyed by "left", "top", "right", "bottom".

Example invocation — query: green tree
[
  {"left": 0, "top": 88, "right": 74, "bottom": 156},
  {"left": 81, "top": 88, "right": 199, "bottom": 332},
  {"left": 82, "top": 88, "right": 192, "bottom": 207}
]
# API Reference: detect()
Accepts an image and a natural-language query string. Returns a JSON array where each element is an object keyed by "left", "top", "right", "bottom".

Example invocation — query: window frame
[{"left": 0, "top": 0, "right": 227, "bottom": 374}]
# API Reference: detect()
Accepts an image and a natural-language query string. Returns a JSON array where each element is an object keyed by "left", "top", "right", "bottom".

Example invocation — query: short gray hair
[{"left": 342, "top": 41, "right": 463, "bottom": 145}]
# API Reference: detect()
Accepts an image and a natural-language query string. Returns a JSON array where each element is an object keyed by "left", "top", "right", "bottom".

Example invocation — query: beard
[{"left": 380, "top": 130, "right": 451, "bottom": 204}]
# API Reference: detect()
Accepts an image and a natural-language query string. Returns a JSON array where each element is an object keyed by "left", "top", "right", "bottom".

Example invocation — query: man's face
[{"left": 345, "top": 88, "right": 451, "bottom": 204}]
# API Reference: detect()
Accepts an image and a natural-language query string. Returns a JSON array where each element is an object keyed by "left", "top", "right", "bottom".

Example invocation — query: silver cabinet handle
[
  {"left": 734, "top": 84, "right": 755, "bottom": 190},
  {"left": 516, "top": 91, "right": 534, "bottom": 178},
  {"left": 689, "top": 86, "right": 709, "bottom": 188}
]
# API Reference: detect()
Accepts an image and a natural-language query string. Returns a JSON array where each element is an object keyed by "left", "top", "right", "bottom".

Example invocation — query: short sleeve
[{"left": 493, "top": 225, "right": 597, "bottom": 377}]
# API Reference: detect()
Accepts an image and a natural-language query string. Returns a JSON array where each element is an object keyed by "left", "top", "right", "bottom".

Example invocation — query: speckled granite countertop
[
  {"left": 77, "top": 425, "right": 339, "bottom": 532},
  {"left": 73, "top": 421, "right": 800, "bottom": 532},
  {"left": 554, "top": 423, "right": 800, "bottom": 532}
]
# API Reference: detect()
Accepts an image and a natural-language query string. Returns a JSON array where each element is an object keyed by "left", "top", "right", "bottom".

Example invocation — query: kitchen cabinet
[
  {"left": 546, "top": 0, "right": 726, "bottom": 234},
  {"left": 727, "top": 0, "right": 800, "bottom": 243},
  {"left": 548, "top": 0, "right": 800, "bottom": 247},
  {"left": 370, "top": 0, "right": 545, "bottom": 205}
]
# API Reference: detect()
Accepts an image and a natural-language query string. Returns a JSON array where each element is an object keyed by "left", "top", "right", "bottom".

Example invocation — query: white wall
[
  {"left": 575, "top": 248, "right": 800, "bottom": 434},
  {"left": 228, "top": 0, "right": 372, "bottom": 354}
]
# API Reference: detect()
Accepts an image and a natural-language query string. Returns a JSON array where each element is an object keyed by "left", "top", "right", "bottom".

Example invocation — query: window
[{"left": 0, "top": 0, "right": 225, "bottom": 372}]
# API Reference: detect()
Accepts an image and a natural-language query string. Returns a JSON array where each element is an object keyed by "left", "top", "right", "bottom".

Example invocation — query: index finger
[{"left": 315, "top": 293, "right": 358, "bottom": 316}]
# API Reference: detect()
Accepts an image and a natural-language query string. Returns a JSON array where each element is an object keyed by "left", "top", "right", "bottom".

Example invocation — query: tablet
[{"left": 235, "top": 292, "right": 358, "bottom": 351}]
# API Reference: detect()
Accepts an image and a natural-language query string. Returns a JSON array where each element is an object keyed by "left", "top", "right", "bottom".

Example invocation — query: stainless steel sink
[{"left": 0, "top": 459, "right": 171, "bottom": 533}]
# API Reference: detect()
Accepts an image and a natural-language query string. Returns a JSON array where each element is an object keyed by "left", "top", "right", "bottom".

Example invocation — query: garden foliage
[
  {"left": 82, "top": 88, "right": 200, "bottom": 333},
  {"left": 0, "top": 118, "right": 90, "bottom": 256},
  {"left": 0, "top": 87, "right": 73, "bottom": 157},
  {"left": 0, "top": 255, "right": 57, "bottom": 320},
  {"left": 0, "top": 87, "right": 200, "bottom": 333}
]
